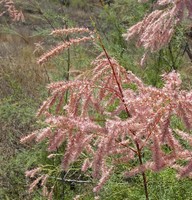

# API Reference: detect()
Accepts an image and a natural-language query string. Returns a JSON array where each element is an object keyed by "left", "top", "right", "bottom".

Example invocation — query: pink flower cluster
[
  {"left": 37, "top": 28, "right": 94, "bottom": 65},
  {"left": 0, "top": 0, "right": 24, "bottom": 22},
  {"left": 123, "top": 0, "right": 192, "bottom": 52},
  {"left": 51, "top": 27, "right": 92, "bottom": 36}
]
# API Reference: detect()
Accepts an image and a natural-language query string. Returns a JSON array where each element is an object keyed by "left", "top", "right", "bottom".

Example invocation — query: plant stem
[
  {"left": 65, "top": 21, "right": 70, "bottom": 103},
  {"left": 168, "top": 43, "right": 176, "bottom": 70},
  {"left": 98, "top": 35, "right": 149, "bottom": 200},
  {"left": 97, "top": 35, "right": 131, "bottom": 117},
  {"left": 136, "top": 143, "right": 149, "bottom": 200}
]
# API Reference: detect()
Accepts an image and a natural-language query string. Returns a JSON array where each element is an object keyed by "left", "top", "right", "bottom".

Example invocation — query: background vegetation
[{"left": 0, "top": 0, "right": 192, "bottom": 199}]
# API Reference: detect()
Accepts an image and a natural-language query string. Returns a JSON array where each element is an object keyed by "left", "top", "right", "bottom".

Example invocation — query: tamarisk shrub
[{"left": 21, "top": 27, "right": 192, "bottom": 199}]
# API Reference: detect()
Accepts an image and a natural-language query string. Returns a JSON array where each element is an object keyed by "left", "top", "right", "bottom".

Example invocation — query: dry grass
[{"left": 0, "top": 31, "right": 49, "bottom": 99}]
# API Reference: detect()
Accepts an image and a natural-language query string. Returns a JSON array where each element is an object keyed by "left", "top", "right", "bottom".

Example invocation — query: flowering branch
[
  {"left": 21, "top": 28, "right": 192, "bottom": 199},
  {"left": 123, "top": 0, "right": 192, "bottom": 52}
]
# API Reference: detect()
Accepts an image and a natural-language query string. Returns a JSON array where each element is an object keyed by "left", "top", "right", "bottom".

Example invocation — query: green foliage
[
  {"left": 96, "top": 0, "right": 148, "bottom": 59},
  {"left": 147, "top": 170, "right": 192, "bottom": 200},
  {"left": 0, "top": 97, "right": 40, "bottom": 199},
  {"left": 52, "top": 169, "right": 192, "bottom": 200},
  {"left": 70, "top": 0, "right": 87, "bottom": 9}
]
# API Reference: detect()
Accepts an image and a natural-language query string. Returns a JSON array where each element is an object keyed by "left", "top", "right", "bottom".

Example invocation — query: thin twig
[{"left": 49, "top": 176, "right": 92, "bottom": 183}]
